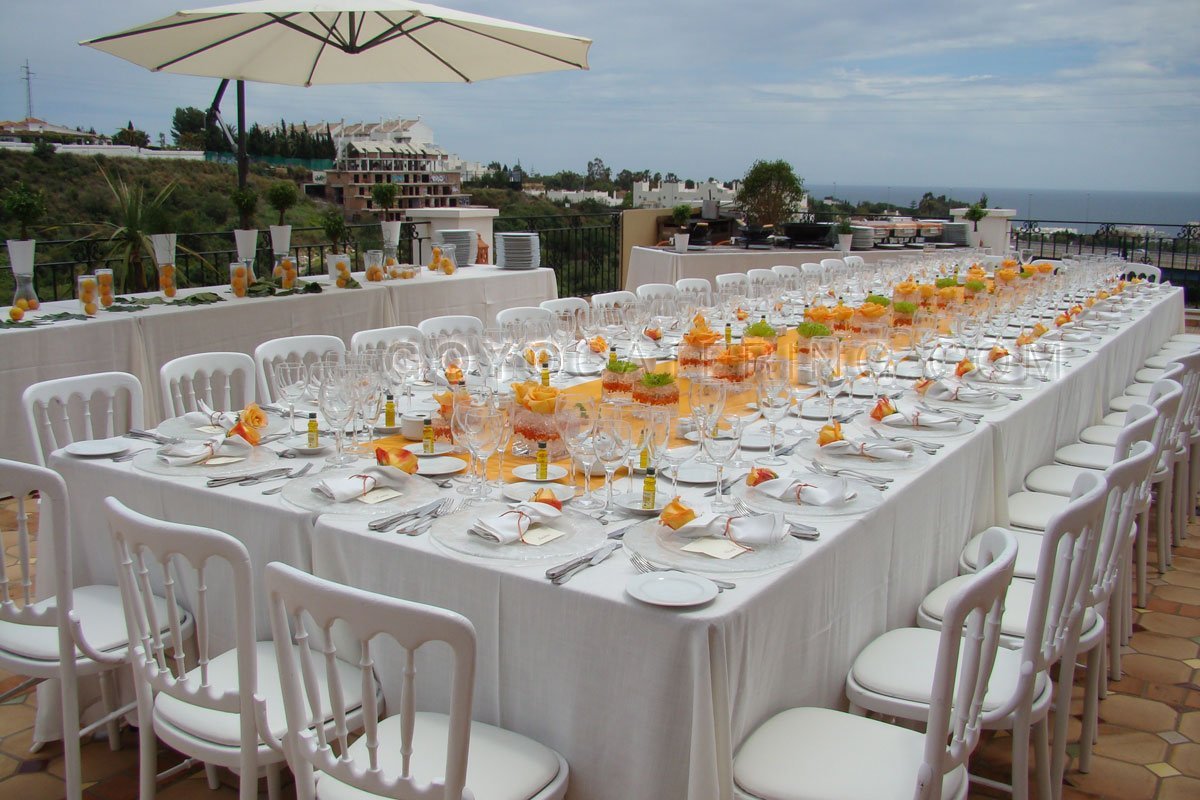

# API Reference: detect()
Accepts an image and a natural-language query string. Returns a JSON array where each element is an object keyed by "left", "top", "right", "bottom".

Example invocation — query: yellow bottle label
[
  {"left": 536, "top": 444, "right": 548, "bottom": 480},
  {"left": 307, "top": 418, "right": 319, "bottom": 449},
  {"left": 639, "top": 446, "right": 650, "bottom": 470},
  {"left": 384, "top": 398, "right": 395, "bottom": 428},
  {"left": 541, "top": 365, "right": 550, "bottom": 387},
  {"left": 725, "top": 323, "right": 733, "bottom": 344},
  {"left": 608, "top": 349, "right": 617, "bottom": 368},
  {"left": 641, "top": 472, "right": 657, "bottom": 510},
  {"left": 423, "top": 420, "right": 435, "bottom": 454}
]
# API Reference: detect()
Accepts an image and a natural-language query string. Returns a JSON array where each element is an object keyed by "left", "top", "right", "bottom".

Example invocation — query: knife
[
  {"left": 550, "top": 542, "right": 620, "bottom": 584},
  {"left": 546, "top": 543, "right": 614, "bottom": 580},
  {"left": 368, "top": 498, "right": 444, "bottom": 532}
]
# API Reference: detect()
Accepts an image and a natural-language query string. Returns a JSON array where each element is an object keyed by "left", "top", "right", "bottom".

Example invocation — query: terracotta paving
[{"left": 4, "top": 502, "right": 1200, "bottom": 798}]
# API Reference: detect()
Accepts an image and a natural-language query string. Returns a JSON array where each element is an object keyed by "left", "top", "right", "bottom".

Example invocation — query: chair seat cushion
[
  {"left": 1055, "top": 442, "right": 1116, "bottom": 469},
  {"left": 316, "top": 712, "right": 563, "bottom": 800},
  {"left": 155, "top": 642, "right": 364, "bottom": 748},
  {"left": 1100, "top": 411, "right": 1127, "bottom": 427},
  {"left": 961, "top": 527, "right": 1045, "bottom": 579},
  {"left": 1159, "top": 341, "right": 1198, "bottom": 352},
  {"left": 733, "top": 707, "right": 965, "bottom": 800},
  {"left": 1124, "top": 382, "right": 1153, "bottom": 397},
  {"left": 0, "top": 584, "right": 182, "bottom": 662},
  {"left": 1169, "top": 334, "right": 1200, "bottom": 344},
  {"left": 1134, "top": 368, "right": 1164, "bottom": 384},
  {"left": 1007, "top": 491, "right": 1070, "bottom": 531},
  {"left": 849, "top": 627, "right": 1044, "bottom": 715},
  {"left": 1108, "top": 395, "right": 1138, "bottom": 412},
  {"left": 922, "top": 574, "right": 1096, "bottom": 640},
  {"left": 1024, "top": 463, "right": 1100, "bottom": 497},
  {"left": 1144, "top": 355, "right": 1175, "bottom": 369},
  {"left": 1079, "top": 425, "right": 1122, "bottom": 446}
]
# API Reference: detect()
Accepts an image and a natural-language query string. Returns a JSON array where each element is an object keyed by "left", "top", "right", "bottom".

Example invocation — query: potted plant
[
  {"left": 3, "top": 182, "right": 46, "bottom": 310},
  {"left": 321, "top": 207, "right": 351, "bottom": 280},
  {"left": 835, "top": 217, "right": 854, "bottom": 253},
  {"left": 671, "top": 204, "right": 692, "bottom": 227},
  {"left": 266, "top": 182, "right": 298, "bottom": 284},
  {"left": 231, "top": 186, "right": 258, "bottom": 230}
]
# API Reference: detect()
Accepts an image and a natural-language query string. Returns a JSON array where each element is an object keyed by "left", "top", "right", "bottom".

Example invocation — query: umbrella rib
[
  {"left": 272, "top": 12, "right": 350, "bottom": 51},
  {"left": 404, "top": 30, "right": 472, "bottom": 82},
  {"left": 355, "top": 12, "right": 424, "bottom": 51},
  {"left": 83, "top": 13, "right": 232, "bottom": 45},
  {"left": 154, "top": 15, "right": 290, "bottom": 71},
  {"left": 435, "top": 20, "right": 589, "bottom": 69},
  {"left": 302, "top": 12, "right": 342, "bottom": 86}
]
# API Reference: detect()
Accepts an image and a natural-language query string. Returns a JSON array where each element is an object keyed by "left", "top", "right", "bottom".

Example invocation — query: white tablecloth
[
  {"left": 625, "top": 246, "right": 917, "bottom": 291},
  {"left": 39, "top": 286, "right": 1183, "bottom": 799},
  {"left": 2, "top": 266, "right": 557, "bottom": 462}
]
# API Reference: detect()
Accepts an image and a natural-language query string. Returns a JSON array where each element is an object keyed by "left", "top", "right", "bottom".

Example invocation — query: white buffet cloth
[
  {"left": 35, "top": 287, "right": 1183, "bottom": 800},
  {"left": 1, "top": 267, "right": 557, "bottom": 462}
]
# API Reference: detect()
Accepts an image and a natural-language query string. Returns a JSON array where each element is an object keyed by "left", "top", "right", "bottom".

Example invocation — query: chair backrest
[
  {"left": 539, "top": 297, "right": 589, "bottom": 315},
  {"left": 998, "top": 470, "right": 1110, "bottom": 728},
  {"left": 746, "top": 268, "right": 777, "bottom": 285},
  {"left": 1125, "top": 264, "right": 1161, "bottom": 282},
  {"left": 819, "top": 258, "right": 845, "bottom": 272},
  {"left": 635, "top": 283, "right": 678, "bottom": 301},
  {"left": 265, "top": 562, "right": 476, "bottom": 800},
  {"left": 417, "top": 315, "right": 484, "bottom": 339},
  {"left": 714, "top": 273, "right": 748, "bottom": 291},
  {"left": 104, "top": 498, "right": 257, "bottom": 749},
  {"left": 1166, "top": 350, "right": 1200, "bottom": 441},
  {"left": 160, "top": 352, "right": 255, "bottom": 418},
  {"left": 22, "top": 372, "right": 145, "bottom": 466},
  {"left": 922, "top": 528, "right": 1018, "bottom": 798},
  {"left": 771, "top": 265, "right": 800, "bottom": 280},
  {"left": 1091, "top": 440, "right": 1158, "bottom": 610},
  {"left": 351, "top": 325, "right": 423, "bottom": 356},
  {"left": 495, "top": 306, "right": 552, "bottom": 329},
  {"left": 675, "top": 278, "right": 712, "bottom": 304},
  {"left": 843, "top": 255, "right": 865, "bottom": 268},
  {"left": 1111, "top": 402, "right": 1159, "bottom": 463},
  {"left": 254, "top": 335, "right": 346, "bottom": 404},
  {"left": 0, "top": 459, "right": 71, "bottom": 634},
  {"left": 591, "top": 290, "right": 637, "bottom": 309},
  {"left": 1146, "top": 378, "right": 1183, "bottom": 471},
  {"left": 800, "top": 262, "right": 823, "bottom": 276}
]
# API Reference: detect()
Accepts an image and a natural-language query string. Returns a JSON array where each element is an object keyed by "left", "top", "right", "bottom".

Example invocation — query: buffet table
[
  {"left": 625, "top": 245, "right": 917, "bottom": 291},
  {"left": 37, "top": 285, "right": 1182, "bottom": 799},
  {"left": 0, "top": 266, "right": 557, "bottom": 462}
]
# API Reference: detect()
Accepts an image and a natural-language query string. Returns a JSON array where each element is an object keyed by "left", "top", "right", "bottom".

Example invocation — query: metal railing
[{"left": 494, "top": 211, "right": 622, "bottom": 298}]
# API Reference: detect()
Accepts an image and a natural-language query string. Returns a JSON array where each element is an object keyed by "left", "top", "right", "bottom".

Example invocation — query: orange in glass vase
[
  {"left": 678, "top": 316, "right": 721, "bottom": 371},
  {"left": 511, "top": 381, "right": 566, "bottom": 458}
]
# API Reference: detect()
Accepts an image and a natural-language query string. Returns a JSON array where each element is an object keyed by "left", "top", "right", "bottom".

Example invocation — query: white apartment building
[
  {"left": 528, "top": 188, "right": 624, "bottom": 207},
  {"left": 632, "top": 180, "right": 739, "bottom": 209},
  {"left": 317, "top": 117, "right": 483, "bottom": 181}
]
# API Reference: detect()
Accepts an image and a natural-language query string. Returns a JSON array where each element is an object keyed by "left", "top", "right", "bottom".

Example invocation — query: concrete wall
[{"left": 620, "top": 208, "right": 670, "bottom": 287}]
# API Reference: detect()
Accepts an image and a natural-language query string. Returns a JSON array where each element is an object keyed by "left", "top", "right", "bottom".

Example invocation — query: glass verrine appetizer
[
  {"left": 512, "top": 381, "right": 566, "bottom": 459},
  {"left": 601, "top": 359, "right": 643, "bottom": 399},
  {"left": 631, "top": 370, "right": 680, "bottom": 408}
]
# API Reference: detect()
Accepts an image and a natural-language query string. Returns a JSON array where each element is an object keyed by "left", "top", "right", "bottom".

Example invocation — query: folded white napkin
[
  {"left": 820, "top": 438, "right": 914, "bottom": 460},
  {"left": 471, "top": 501, "right": 563, "bottom": 544},
  {"left": 1041, "top": 327, "right": 1092, "bottom": 342},
  {"left": 1082, "top": 309, "right": 1125, "bottom": 322},
  {"left": 966, "top": 361, "right": 1027, "bottom": 384},
  {"left": 671, "top": 512, "right": 787, "bottom": 545},
  {"left": 315, "top": 466, "right": 411, "bottom": 503},
  {"left": 754, "top": 474, "right": 850, "bottom": 506},
  {"left": 157, "top": 436, "right": 252, "bottom": 466},
  {"left": 882, "top": 410, "right": 959, "bottom": 429},
  {"left": 182, "top": 400, "right": 237, "bottom": 430},
  {"left": 921, "top": 379, "right": 989, "bottom": 402}
]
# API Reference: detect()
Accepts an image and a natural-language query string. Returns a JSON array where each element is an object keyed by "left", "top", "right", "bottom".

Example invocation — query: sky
[{"left": 1, "top": 0, "right": 1198, "bottom": 192}]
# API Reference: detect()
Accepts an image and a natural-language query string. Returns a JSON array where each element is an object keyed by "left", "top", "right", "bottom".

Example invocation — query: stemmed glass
[
  {"left": 357, "top": 368, "right": 386, "bottom": 447},
  {"left": 861, "top": 323, "right": 892, "bottom": 400},
  {"left": 551, "top": 310, "right": 579, "bottom": 376},
  {"left": 318, "top": 366, "right": 357, "bottom": 466},
  {"left": 556, "top": 395, "right": 603, "bottom": 510},
  {"left": 814, "top": 358, "right": 847, "bottom": 423},
  {"left": 592, "top": 419, "right": 632, "bottom": 511},
  {"left": 481, "top": 326, "right": 508, "bottom": 388},
  {"left": 638, "top": 406, "right": 671, "bottom": 472},
  {"left": 452, "top": 404, "right": 501, "bottom": 501},
  {"left": 755, "top": 356, "right": 791, "bottom": 466},
  {"left": 659, "top": 416, "right": 701, "bottom": 495},
  {"left": 388, "top": 342, "right": 421, "bottom": 411},
  {"left": 703, "top": 414, "right": 744, "bottom": 512},
  {"left": 688, "top": 378, "right": 727, "bottom": 432},
  {"left": 491, "top": 396, "right": 515, "bottom": 492},
  {"left": 273, "top": 360, "right": 308, "bottom": 433}
]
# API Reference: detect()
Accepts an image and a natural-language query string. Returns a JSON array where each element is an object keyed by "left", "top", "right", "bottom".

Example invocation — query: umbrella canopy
[{"left": 82, "top": 0, "right": 591, "bottom": 86}]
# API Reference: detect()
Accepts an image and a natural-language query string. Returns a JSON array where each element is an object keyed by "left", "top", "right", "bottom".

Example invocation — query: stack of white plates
[
  {"left": 849, "top": 225, "right": 875, "bottom": 250},
  {"left": 495, "top": 233, "right": 541, "bottom": 270},
  {"left": 941, "top": 222, "right": 970, "bottom": 245},
  {"left": 434, "top": 229, "right": 477, "bottom": 267}
]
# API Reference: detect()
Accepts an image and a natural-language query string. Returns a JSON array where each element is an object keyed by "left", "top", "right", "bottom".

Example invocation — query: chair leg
[
  {"left": 1188, "top": 441, "right": 1200, "bottom": 524},
  {"left": 205, "top": 764, "right": 221, "bottom": 790},
  {"left": 1174, "top": 462, "right": 1188, "bottom": 546},
  {"left": 846, "top": 701, "right": 866, "bottom": 716},
  {"left": 97, "top": 670, "right": 123, "bottom": 751},
  {"left": 1157, "top": 476, "right": 1173, "bottom": 574},
  {"left": 1136, "top": 507, "right": 1149, "bottom": 608},
  {"left": 1034, "top": 716, "right": 1052, "bottom": 800},
  {"left": 1052, "top": 635, "right": 1082, "bottom": 800},
  {"left": 1080, "top": 647, "right": 1102, "bottom": 774},
  {"left": 135, "top": 684, "right": 158, "bottom": 800},
  {"left": 59, "top": 663, "right": 83, "bottom": 800},
  {"left": 1109, "top": 594, "right": 1123, "bottom": 682},
  {"left": 1010, "top": 708, "right": 1031, "bottom": 800},
  {"left": 267, "top": 762, "right": 283, "bottom": 800}
]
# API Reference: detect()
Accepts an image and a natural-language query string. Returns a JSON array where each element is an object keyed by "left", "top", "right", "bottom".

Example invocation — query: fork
[
  {"left": 867, "top": 428, "right": 942, "bottom": 455},
  {"left": 401, "top": 498, "right": 466, "bottom": 535},
  {"left": 627, "top": 550, "right": 734, "bottom": 591},
  {"left": 261, "top": 462, "right": 314, "bottom": 494},
  {"left": 731, "top": 497, "right": 820, "bottom": 538},
  {"left": 917, "top": 402, "right": 984, "bottom": 422},
  {"left": 809, "top": 462, "right": 892, "bottom": 488}
]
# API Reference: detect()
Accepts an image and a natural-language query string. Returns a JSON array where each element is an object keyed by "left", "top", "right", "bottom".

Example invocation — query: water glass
[
  {"left": 274, "top": 361, "right": 308, "bottom": 433},
  {"left": 703, "top": 415, "right": 743, "bottom": 512},
  {"left": 593, "top": 419, "right": 632, "bottom": 511},
  {"left": 754, "top": 357, "right": 791, "bottom": 466}
]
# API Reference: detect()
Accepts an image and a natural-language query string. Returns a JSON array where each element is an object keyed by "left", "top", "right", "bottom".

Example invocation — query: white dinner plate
[
  {"left": 502, "top": 481, "right": 575, "bottom": 504},
  {"left": 797, "top": 436, "right": 930, "bottom": 473},
  {"left": 613, "top": 490, "right": 669, "bottom": 515},
  {"left": 623, "top": 518, "right": 804, "bottom": 576},
  {"left": 280, "top": 469, "right": 444, "bottom": 517},
  {"left": 373, "top": 424, "right": 404, "bottom": 435},
  {"left": 626, "top": 572, "right": 717, "bottom": 607},
  {"left": 132, "top": 446, "right": 279, "bottom": 478},
  {"left": 512, "top": 464, "right": 569, "bottom": 482},
  {"left": 431, "top": 500, "right": 604, "bottom": 562},
  {"left": 732, "top": 478, "right": 882, "bottom": 518},
  {"left": 662, "top": 462, "right": 720, "bottom": 484},
  {"left": 416, "top": 456, "right": 467, "bottom": 477},
  {"left": 403, "top": 442, "right": 455, "bottom": 456},
  {"left": 739, "top": 430, "right": 799, "bottom": 451},
  {"left": 157, "top": 413, "right": 290, "bottom": 442},
  {"left": 64, "top": 438, "right": 128, "bottom": 458},
  {"left": 794, "top": 398, "right": 858, "bottom": 420}
]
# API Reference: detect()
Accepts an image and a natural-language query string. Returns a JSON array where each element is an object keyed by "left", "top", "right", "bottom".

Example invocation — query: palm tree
[{"left": 98, "top": 169, "right": 177, "bottom": 293}]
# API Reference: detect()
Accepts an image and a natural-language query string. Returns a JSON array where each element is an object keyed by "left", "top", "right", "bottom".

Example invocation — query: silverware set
[
  {"left": 867, "top": 428, "right": 942, "bottom": 455},
  {"left": 807, "top": 461, "right": 893, "bottom": 490},
  {"left": 627, "top": 550, "right": 736, "bottom": 592},
  {"left": 126, "top": 429, "right": 181, "bottom": 445},
  {"left": 367, "top": 497, "right": 464, "bottom": 534},
  {"left": 207, "top": 466, "right": 296, "bottom": 488},
  {"left": 731, "top": 497, "right": 819, "bottom": 541},
  {"left": 260, "top": 463, "right": 314, "bottom": 493},
  {"left": 546, "top": 542, "right": 620, "bottom": 584}
]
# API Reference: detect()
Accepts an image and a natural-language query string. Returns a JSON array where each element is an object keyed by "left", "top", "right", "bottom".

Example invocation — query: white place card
[
  {"left": 522, "top": 526, "right": 568, "bottom": 546},
  {"left": 204, "top": 456, "right": 244, "bottom": 466},
  {"left": 682, "top": 537, "right": 748, "bottom": 560},
  {"left": 195, "top": 425, "right": 225, "bottom": 434},
  {"left": 357, "top": 487, "right": 403, "bottom": 505}
]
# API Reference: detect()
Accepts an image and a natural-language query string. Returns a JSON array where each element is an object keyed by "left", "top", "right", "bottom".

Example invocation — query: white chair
[
  {"left": 253, "top": 335, "right": 345, "bottom": 404},
  {"left": 350, "top": 325, "right": 423, "bottom": 356},
  {"left": 852, "top": 472, "right": 1109, "bottom": 800},
  {"left": 734, "top": 528, "right": 1018, "bottom": 800},
  {"left": 800, "top": 262, "right": 823, "bottom": 278},
  {"left": 417, "top": 315, "right": 484, "bottom": 339},
  {"left": 105, "top": 499, "right": 368, "bottom": 800},
  {"left": 675, "top": 278, "right": 713, "bottom": 305},
  {"left": 714, "top": 273, "right": 748, "bottom": 292},
  {"left": 843, "top": 255, "right": 865, "bottom": 268},
  {"left": 590, "top": 290, "right": 637, "bottom": 309},
  {"left": 0, "top": 460, "right": 189, "bottom": 800},
  {"left": 1022, "top": 403, "right": 1157, "bottom": 498},
  {"left": 770, "top": 265, "right": 800, "bottom": 281},
  {"left": 1125, "top": 264, "right": 1161, "bottom": 282},
  {"left": 264, "top": 562, "right": 570, "bottom": 800},
  {"left": 1169, "top": 333, "right": 1200, "bottom": 344},
  {"left": 819, "top": 258, "right": 845, "bottom": 272},
  {"left": 22, "top": 372, "right": 145, "bottom": 466},
  {"left": 746, "top": 268, "right": 777, "bottom": 286},
  {"left": 160, "top": 352, "right": 256, "bottom": 418},
  {"left": 539, "top": 297, "right": 589, "bottom": 315},
  {"left": 635, "top": 283, "right": 678, "bottom": 301},
  {"left": 496, "top": 306, "right": 553, "bottom": 329}
]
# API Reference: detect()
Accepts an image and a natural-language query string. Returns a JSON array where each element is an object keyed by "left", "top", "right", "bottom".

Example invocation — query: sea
[{"left": 804, "top": 184, "right": 1200, "bottom": 235}]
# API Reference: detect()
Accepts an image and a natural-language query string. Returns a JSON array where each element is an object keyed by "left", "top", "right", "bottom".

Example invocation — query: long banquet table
[
  {"left": 41, "top": 284, "right": 1182, "bottom": 799},
  {"left": 1, "top": 266, "right": 557, "bottom": 462},
  {"left": 625, "top": 245, "right": 918, "bottom": 290}
]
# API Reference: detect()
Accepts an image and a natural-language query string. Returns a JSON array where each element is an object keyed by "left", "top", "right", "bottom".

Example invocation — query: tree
[
  {"left": 371, "top": 182, "right": 398, "bottom": 215},
  {"left": 664, "top": 172, "right": 679, "bottom": 184},
  {"left": 586, "top": 157, "right": 611, "bottom": 187},
  {"left": 113, "top": 125, "right": 150, "bottom": 148},
  {"left": 172, "top": 107, "right": 207, "bottom": 145},
  {"left": 31, "top": 138, "right": 55, "bottom": 160},
  {"left": 321, "top": 207, "right": 349, "bottom": 251},
  {"left": 230, "top": 187, "right": 258, "bottom": 229},
  {"left": 2, "top": 182, "right": 46, "bottom": 239},
  {"left": 266, "top": 181, "right": 299, "bottom": 225},
  {"left": 684, "top": 179, "right": 696, "bottom": 189},
  {"left": 96, "top": 169, "right": 177, "bottom": 292},
  {"left": 736, "top": 159, "right": 805, "bottom": 227}
]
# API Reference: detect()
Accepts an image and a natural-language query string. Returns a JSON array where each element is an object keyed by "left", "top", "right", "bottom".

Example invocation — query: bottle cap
[
  {"left": 308, "top": 412, "right": 316, "bottom": 419},
  {"left": 646, "top": 467, "right": 656, "bottom": 476},
  {"left": 538, "top": 440, "right": 547, "bottom": 448},
  {"left": 386, "top": 392, "right": 393, "bottom": 400}
]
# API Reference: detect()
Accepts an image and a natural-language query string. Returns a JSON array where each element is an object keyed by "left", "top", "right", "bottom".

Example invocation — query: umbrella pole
[{"left": 237, "top": 79, "right": 248, "bottom": 190}]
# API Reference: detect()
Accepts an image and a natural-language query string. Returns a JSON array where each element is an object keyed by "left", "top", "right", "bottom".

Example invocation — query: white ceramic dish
[
  {"left": 626, "top": 572, "right": 717, "bottom": 607},
  {"left": 502, "top": 481, "right": 575, "bottom": 504},
  {"left": 512, "top": 464, "right": 569, "bottom": 482},
  {"left": 63, "top": 438, "right": 128, "bottom": 458}
]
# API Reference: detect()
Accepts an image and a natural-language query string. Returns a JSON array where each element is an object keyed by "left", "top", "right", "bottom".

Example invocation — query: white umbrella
[{"left": 82, "top": 1, "right": 591, "bottom": 183}]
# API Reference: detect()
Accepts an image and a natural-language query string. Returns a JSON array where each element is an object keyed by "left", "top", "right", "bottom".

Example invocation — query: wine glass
[
  {"left": 491, "top": 395, "right": 515, "bottom": 491},
  {"left": 357, "top": 368, "right": 386, "bottom": 447},
  {"left": 388, "top": 342, "right": 421, "bottom": 411},
  {"left": 659, "top": 416, "right": 701, "bottom": 496},
  {"left": 754, "top": 356, "right": 791, "bottom": 466},
  {"left": 556, "top": 395, "right": 602, "bottom": 509},
  {"left": 638, "top": 406, "right": 671, "bottom": 471},
  {"left": 688, "top": 378, "right": 727, "bottom": 431},
  {"left": 592, "top": 419, "right": 632, "bottom": 511},
  {"left": 703, "top": 414, "right": 743, "bottom": 512},
  {"left": 453, "top": 404, "right": 501, "bottom": 501},
  {"left": 551, "top": 310, "right": 579, "bottom": 375},
  {"left": 318, "top": 367, "right": 357, "bottom": 465},
  {"left": 860, "top": 323, "right": 892, "bottom": 400},
  {"left": 814, "top": 357, "right": 846, "bottom": 422},
  {"left": 481, "top": 326, "right": 509, "bottom": 388},
  {"left": 273, "top": 360, "right": 308, "bottom": 434}
]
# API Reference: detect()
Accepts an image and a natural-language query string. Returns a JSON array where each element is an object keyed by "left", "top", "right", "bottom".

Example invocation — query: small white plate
[
  {"left": 373, "top": 424, "right": 404, "bottom": 435},
  {"left": 282, "top": 434, "right": 331, "bottom": 455},
  {"left": 416, "top": 456, "right": 467, "bottom": 477},
  {"left": 739, "top": 431, "right": 796, "bottom": 451},
  {"left": 403, "top": 442, "right": 455, "bottom": 456},
  {"left": 626, "top": 571, "right": 718, "bottom": 607},
  {"left": 512, "top": 463, "right": 569, "bottom": 482},
  {"left": 662, "top": 462, "right": 719, "bottom": 484},
  {"left": 502, "top": 481, "right": 574, "bottom": 503},
  {"left": 613, "top": 490, "right": 669, "bottom": 515},
  {"left": 64, "top": 438, "right": 128, "bottom": 458}
]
